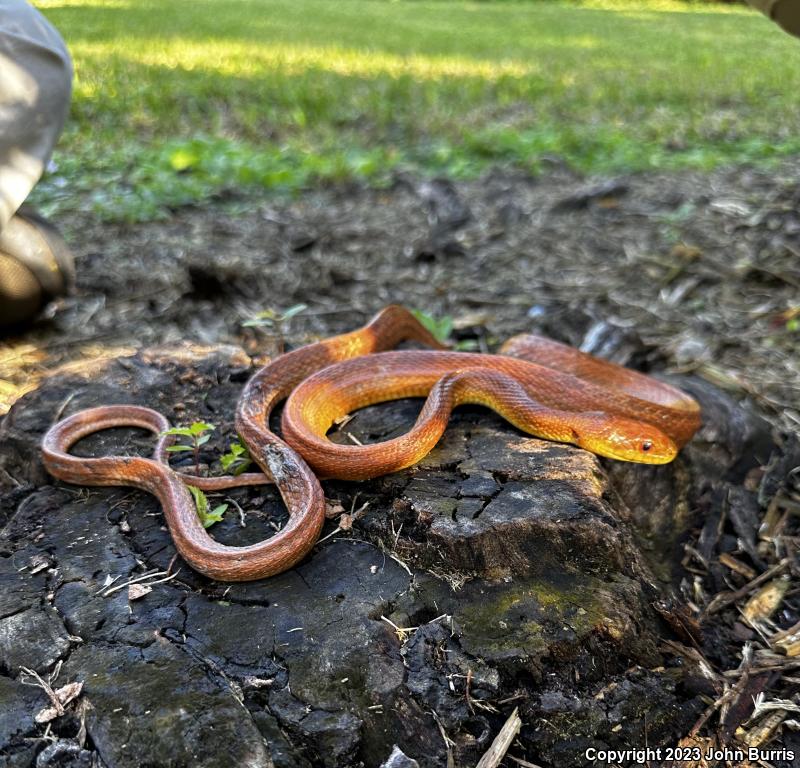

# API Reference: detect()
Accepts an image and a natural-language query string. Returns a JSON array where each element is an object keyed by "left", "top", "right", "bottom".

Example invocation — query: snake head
[{"left": 572, "top": 413, "right": 677, "bottom": 464}]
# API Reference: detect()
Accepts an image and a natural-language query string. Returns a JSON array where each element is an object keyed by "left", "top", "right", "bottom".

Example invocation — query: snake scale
[{"left": 41, "top": 305, "right": 701, "bottom": 581}]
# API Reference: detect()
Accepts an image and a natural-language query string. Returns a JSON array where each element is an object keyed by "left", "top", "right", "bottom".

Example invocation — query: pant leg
[
  {"left": 0, "top": 1, "right": 72, "bottom": 231},
  {"left": 746, "top": 0, "right": 800, "bottom": 37}
]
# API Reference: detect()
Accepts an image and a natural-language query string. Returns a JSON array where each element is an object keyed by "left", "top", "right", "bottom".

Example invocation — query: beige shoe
[{"left": 0, "top": 208, "right": 74, "bottom": 329}]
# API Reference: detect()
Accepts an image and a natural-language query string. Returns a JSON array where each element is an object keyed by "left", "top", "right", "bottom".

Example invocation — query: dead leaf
[
  {"left": 128, "top": 583, "right": 152, "bottom": 601},
  {"left": 325, "top": 502, "right": 345, "bottom": 519},
  {"left": 338, "top": 513, "right": 353, "bottom": 531},
  {"left": 34, "top": 681, "right": 83, "bottom": 724}
]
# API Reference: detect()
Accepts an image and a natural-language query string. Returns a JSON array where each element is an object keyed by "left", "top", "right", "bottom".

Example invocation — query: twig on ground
[
  {"left": 102, "top": 568, "right": 180, "bottom": 597},
  {"left": 475, "top": 707, "right": 522, "bottom": 768},
  {"left": 381, "top": 615, "right": 418, "bottom": 643},
  {"left": 19, "top": 667, "right": 64, "bottom": 717},
  {"left": 226, "top": 496, "right": 247, "bottom": 527},
  {"left": 431, "top": 709, "right": 455, "bottom": 768},
  {"left": 507, "top": 756, "right": 544, "bottom": 768}
]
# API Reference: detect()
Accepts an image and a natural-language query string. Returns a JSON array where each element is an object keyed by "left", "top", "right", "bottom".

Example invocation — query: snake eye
[{"left": 641, "top": 441, "right": 653, "bottom": 452}]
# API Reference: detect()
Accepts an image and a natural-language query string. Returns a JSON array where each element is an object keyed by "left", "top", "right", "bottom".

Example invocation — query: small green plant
[
  {"left": 243, "top": 303, "right": 308, "bottom": 330},
  {"left": 186, "top": 485, "right": 228, "bottom": 529},
  {"left": 219, "top": 440, "right": 253, "bottom": 475},
  {"left": 410, "top": 309, "right": 453, "bottom": 345},
  {"left": 242, "top": 303, "right": 308, "bottom": 352},
  {"left": 162, "top": 421, "right": 216, "bottom": 476}
]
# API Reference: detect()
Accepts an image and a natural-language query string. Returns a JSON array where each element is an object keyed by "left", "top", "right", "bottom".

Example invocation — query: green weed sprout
[
  {"left": 161, "top": 421, "right": 215, "bottom": 477},
  {"left": 219, "top": 440, "right": 253, "bottom": 475},
  {"left": 186, "top": 485, "right": 228, "bottom": 529},
  {"left": 412, "top": 308, "right": 485, "bottom": 351},
  {"left": 242, "top": 303, "right": 308, "bottom": 352},
  {"left": 410, "top": 309, "right": 453, "bottom": 345}
]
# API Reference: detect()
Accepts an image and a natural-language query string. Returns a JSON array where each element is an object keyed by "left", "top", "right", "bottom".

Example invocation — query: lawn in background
[{"left": 34, "top": 0, "right": 800, "bottom": 221}]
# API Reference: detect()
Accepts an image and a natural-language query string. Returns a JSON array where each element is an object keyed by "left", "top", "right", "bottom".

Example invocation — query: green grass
[{"left": 33, "top": 0, "right": 800, "bottom": 221}]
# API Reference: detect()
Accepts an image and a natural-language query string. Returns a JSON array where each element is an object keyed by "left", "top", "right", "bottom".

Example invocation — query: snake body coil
[{"left": 41, "top": 306, "right": 700, "bottom": 582}]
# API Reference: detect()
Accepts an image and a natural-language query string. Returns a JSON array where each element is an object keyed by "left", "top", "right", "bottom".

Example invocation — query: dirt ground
[{"left": 0, "top": 161, "right": 798, "bottom": 767}]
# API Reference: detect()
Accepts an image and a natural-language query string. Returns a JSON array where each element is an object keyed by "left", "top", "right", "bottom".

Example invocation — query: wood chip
[
  {"left": 659, "top": 735, "right": 715, "bottom": 768},
  {"left": 719, "top": 553, "right": 757, "bottom": 580},
  {"left": 705, "top": 558, "right": 791, "bottom": 615},
  {"left": 771, "top": 620, "right": 800, "bottom": 657},
  {"left": 742, "top": 576, "right": 790, "bottom": 625},
  {"left": 740, "top": 709, "right": 787, "bottom": 748}
]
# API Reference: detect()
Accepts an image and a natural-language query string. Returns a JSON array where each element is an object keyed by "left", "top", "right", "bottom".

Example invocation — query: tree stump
[{"left": 0, "top": 342, "right": 780, "bottom": 767}]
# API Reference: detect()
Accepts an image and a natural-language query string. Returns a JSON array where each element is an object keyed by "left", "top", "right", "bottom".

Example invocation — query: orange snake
[{"left": 41, "top": 305, "right": 700, "bottom": 582}]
